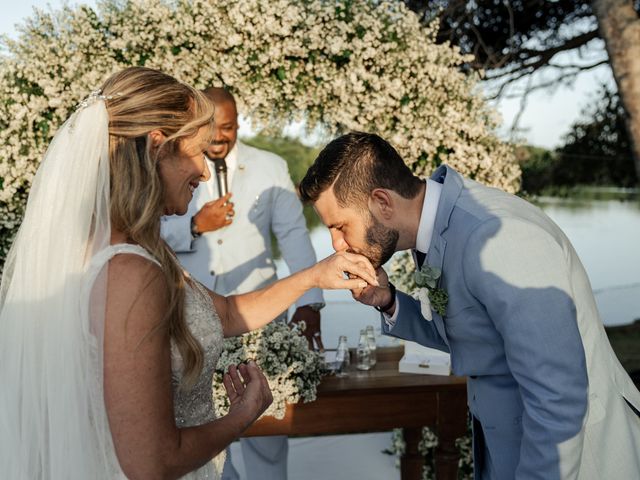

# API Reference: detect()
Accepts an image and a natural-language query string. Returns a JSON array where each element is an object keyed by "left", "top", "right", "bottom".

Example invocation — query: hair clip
[{"left": 76, "top": 89, "right": 121, "bottom": 110}]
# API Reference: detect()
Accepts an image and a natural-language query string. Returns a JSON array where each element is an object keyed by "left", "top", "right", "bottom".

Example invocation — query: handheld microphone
[{"left": 213, "top": 158, "right": 228, "bottom": 198}]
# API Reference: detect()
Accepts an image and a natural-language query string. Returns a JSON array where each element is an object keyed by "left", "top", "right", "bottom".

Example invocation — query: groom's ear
[{"left": 368, "top": 188, "right": 394, "bottom": 220}]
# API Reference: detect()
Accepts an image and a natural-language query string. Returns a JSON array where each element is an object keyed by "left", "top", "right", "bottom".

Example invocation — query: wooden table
[{"left": 243, "top": 347, "right": 468, "bottom": 480}]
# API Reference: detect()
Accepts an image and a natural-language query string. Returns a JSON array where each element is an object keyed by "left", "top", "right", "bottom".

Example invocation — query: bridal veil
[{"left": 0, "top": 97, "right": 123, "bottom": 478}]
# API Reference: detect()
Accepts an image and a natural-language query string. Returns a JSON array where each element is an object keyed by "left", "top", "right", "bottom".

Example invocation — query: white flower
[
  {"left": 211, "top": 320, "right": 323, "bottom": 420},
  {"left": 413, "top": 287, "right": 433, "bottom": 321},
  {"left": 0, "top": 0, "right": 520, "bottom": 275}
]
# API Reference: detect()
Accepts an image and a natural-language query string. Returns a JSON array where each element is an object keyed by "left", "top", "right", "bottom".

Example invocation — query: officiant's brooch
[{"left": 413, "top": 265, "right": 448, "bottom": 320}]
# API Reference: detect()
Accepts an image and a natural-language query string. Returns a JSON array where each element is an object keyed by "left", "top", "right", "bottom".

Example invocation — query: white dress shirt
[{"left": 384, "top": 178, "right": 442, "bottom": 325}]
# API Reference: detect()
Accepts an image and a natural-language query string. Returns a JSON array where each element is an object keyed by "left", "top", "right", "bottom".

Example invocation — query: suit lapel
[
  {"left": 426, "top": 165, "right": 464, "bottom": 268},
  {"left": 427, "top": 235, "right": 449, "bottom": 347},
  {"left": 428, "top": 165, "right": 464, "bottom": 244},
  {"left": 424, "top": 166, "right": 464, "bottom": 344}
]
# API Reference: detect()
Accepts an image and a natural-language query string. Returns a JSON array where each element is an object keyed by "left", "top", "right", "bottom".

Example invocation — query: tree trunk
[{"left": 592, "top": 0, "right": 640, "bottom": 183}]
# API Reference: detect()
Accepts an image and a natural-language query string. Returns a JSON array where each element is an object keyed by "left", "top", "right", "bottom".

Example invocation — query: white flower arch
[{"left": 0, "top": 0, "right": 519, "bottom": 268}]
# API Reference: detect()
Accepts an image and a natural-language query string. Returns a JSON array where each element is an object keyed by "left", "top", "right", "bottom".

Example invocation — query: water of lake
[
  {"left": 536, "top": 196, "right": 640, "bottom": 327},
  {"left": 276, "top": 195, "right": 640, "bottom": 349}
]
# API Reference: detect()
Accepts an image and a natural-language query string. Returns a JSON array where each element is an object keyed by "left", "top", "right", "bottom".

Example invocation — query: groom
[{"left": 299, "top": 132, "right": 640, "bottom": 479}]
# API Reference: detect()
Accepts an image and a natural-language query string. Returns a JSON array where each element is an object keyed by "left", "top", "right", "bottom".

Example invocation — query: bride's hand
[
  {"left": 223, "top": 361, "right": 273, "bottom": 425},
  {"left": 309, "top": 251, "right": 378, "bottom": 290}
]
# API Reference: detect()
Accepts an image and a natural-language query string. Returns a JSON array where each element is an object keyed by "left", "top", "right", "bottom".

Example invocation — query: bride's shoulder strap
[{"left": 89, "top": 243, "right": 162, "bottom": 273}]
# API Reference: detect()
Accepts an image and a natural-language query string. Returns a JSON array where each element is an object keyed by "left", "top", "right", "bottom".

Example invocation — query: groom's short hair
[{"left": 299, "top": 132, "right": 422, "bottom": 208}]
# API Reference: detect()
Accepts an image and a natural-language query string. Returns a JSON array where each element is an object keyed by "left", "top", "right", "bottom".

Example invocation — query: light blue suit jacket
[{"left": 384, "top": 165, "right": 640, "bottom": 479}]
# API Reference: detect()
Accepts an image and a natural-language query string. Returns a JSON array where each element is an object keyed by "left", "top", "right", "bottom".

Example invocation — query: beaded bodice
[
  {"left": 171, "top": 279, "right": 224, "bottom": 428},
  {"left": 91, "top": 244, "right": 225, "bottom": 479}
]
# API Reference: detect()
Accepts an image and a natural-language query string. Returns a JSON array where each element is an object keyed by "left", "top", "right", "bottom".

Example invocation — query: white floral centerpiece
[{"left": 212, "top": 321, "right": 324, "bottom": 420}]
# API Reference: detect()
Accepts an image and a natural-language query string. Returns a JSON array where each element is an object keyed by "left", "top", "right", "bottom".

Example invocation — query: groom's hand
[{"left": 351, "top": 268, "right": 395, "bottom": 313}]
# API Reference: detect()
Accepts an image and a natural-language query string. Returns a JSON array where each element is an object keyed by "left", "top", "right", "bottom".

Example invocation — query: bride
[{"left": 0, "top": 67, "right": 376, "bottom": 479}]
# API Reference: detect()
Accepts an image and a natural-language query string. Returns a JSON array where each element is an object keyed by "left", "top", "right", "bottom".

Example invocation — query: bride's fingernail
[{"left": 359, "top": 281, "right": 367, "bottom": 288}]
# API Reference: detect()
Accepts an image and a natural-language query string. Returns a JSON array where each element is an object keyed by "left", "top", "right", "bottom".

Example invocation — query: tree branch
[
  {"left": 493, "top": 60, "right": 610, "bottom": 100},
  {"left": 486, "top": 28, "right": 601, "bottom": 81}
]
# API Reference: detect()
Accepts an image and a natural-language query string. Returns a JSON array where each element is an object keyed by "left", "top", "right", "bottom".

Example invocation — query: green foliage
[
  {"left": 554, "top": 86, "right": 638, "bottom": 188},
  {"left": 405, "top": 0, "right": 596, "bottom": 72},
  {"left": 515, "top": 86, "right": 639, "bottom": 195},
  {"left": 515, "top": 145, "right": 557, "bottom": 194},
  {"left": 243, "top": 134, "right": 320, "bottom": 185}
]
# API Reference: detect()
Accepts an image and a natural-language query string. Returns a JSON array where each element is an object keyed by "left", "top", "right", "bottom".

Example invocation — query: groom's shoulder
[{"left": 452, "top": 180, "right": 543, "bottom": 234}]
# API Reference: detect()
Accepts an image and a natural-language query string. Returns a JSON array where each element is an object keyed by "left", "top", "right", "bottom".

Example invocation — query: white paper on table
[{"left": 398, "top": 340, "right": 451, "bottom": 376}]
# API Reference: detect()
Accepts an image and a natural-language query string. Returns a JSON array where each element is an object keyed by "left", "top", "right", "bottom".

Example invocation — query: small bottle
[
  {"left": 356, "top": 329, "right": 371, "bottom": 371},
  {"left": 365, "top": 325, "right": 377, "bottom": 367},
  {"left": 335, "top": 335, "right": 350, "bottom": 377}
]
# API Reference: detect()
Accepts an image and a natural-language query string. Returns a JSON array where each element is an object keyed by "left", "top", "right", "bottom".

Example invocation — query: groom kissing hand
[{"left": 299, "top": 132, "right": 640, "bottom": 480}]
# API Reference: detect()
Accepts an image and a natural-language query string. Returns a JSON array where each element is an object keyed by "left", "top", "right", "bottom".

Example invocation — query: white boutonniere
[{"left": 412, "top": 264, "right": 448, "bottom": 320}]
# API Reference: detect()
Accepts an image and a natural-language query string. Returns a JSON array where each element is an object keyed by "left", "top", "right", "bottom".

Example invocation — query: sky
[{"left": 0, "top": 0, "right": 616, "bottom": 150}]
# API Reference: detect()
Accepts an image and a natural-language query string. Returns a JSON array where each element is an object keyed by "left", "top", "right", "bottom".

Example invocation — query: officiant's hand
[
  {"left": 350, "top": 268, "right": 395, "bottom": 312},
  {"left": 223, "top": 360, "right": 273, "bottom": 426},
  {"left": 192, "top": 192, "right": 234, "bottom": 233}
]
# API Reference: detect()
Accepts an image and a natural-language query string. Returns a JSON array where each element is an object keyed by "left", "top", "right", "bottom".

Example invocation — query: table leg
[
  {"left": 401, "top": 427, "right": 424, "bottom": 480},
  {"left": 434, "top": 432, "right": 459, "bottom": 479},
  {"left": 435, "top": 391, "right": 468, "bottom": 479}
]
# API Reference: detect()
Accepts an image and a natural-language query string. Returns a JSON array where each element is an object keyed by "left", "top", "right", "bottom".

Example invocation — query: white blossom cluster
[
  {"left": 1, "top": 0, "right": 519, "bottom": 271},
  {"left": 211, "top": 321, "right": 324, "bottom": 420},
  {"left": 388, "top": 425, "right": 472, "bottom": 479},
  {"left": 388, "top": 251, "right": 418, "bottom": 293}
]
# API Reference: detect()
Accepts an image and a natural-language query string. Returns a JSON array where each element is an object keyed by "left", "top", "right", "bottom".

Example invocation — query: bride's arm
[
  {"left": 208, "top": 251, "right": 377, "bottom": 337},
  {"left": 104, "top": 254, "right": 271, "bottom": 480}
]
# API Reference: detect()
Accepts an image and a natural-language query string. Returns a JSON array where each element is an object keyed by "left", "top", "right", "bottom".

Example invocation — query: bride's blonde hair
[{"left": 101, "top": 67, "right": 214, "bottom": 386}]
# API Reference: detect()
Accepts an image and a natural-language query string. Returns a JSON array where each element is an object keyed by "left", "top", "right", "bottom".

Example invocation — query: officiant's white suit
[
  {"left": 385, "top": 165, "right": 640, "bottom": 479},
  {"left": 161, "top": 141, "right": 321, "bottom": 306},
  {"left": 162, "top": 140, "right": 322, "bottom": 480}
]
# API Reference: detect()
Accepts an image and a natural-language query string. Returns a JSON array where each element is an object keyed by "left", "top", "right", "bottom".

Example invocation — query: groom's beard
[{"left": 362, "top": 213, "right": 399, "bottom": 269}]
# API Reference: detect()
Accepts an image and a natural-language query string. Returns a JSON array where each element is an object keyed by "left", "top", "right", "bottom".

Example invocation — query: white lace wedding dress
[{"left": 90, "top": 244, "right": 226, "bottom": 479}]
